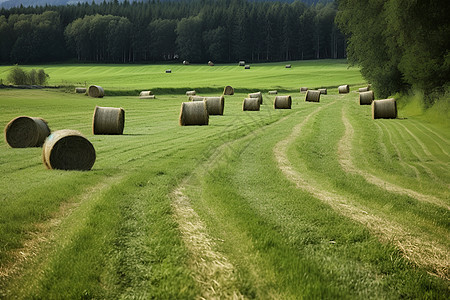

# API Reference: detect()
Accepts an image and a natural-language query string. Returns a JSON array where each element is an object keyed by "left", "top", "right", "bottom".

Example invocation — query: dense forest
[
  {"left": 0, "top": 0, "right": 345, "bottom": 64},
  {"left": 337, "top": 0, "right": 450, "bottom": 103}
]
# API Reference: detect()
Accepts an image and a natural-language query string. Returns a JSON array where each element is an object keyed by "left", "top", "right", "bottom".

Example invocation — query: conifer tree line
[{"left": 0, "top": 0, "right": 345, "bottom": 64}]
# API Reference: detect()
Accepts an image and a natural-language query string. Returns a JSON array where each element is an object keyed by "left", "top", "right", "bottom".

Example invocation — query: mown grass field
[{"left": 0, "top": 60, "right": 449, "bottom": 298}]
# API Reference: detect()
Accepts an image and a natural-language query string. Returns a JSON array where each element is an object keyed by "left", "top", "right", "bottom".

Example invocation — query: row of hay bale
[
  {"left": 4, "top": 106, "right": 125, "bottom": 170},
  {"left": 75, "top": 85, "right": 104, "bottom": 98},
  {"left": 356, "top": 86, "right": 397, "bottom": 119}
]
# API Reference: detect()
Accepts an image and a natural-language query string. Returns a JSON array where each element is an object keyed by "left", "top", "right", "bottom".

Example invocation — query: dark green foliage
[{"left": 6, "top": 65, "right": 49, "bottom": 85}]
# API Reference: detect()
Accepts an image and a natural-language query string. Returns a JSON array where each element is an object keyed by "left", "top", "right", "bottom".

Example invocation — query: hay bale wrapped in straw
[
  {"left": 268, "top": 90, "right": 277, "bottom": 95},
  {"left": 223, "top": 85, "right": 234, "bottom": 95},
  {"left": 93, "top": 106, "right": 125, "bottom": 135},
  {"left": 140, "top": 95, "right": 155, "bottom": 99},
  {"left": 239, "top": 61, "right": 245, "bottom": 66},
  {"left": 75, "top": 87, "right": 86, "bottom": 94},
  {"left": 372, "top": 98, "right": 397, "bottom": 119},
  {"left": 244, "top": 65, "right": 250, "bottom": 69},
  {"left": 359, "top": 91, "right": 374, "bottom": 105},
  {"left": 318, "top": 88, "right": 327, "bottom": 95},
  {"left": 300, "top": 87, "right": 308, "bottom": 93},
  {"left": 358, "top": 87, "right": 370, "bottom": 92},
  {"left": 204, "top": 96, "right": 225, "bottom": 115},
  {"left": 274, "top": 95, "right": 292, "bottom": 109},
  {"left": 186, "top": 90, "right": 196, "bottom": 96},
  {"left": 338, "top": 85, "right": 350, "bottom": 94},
  {"left": 208, "top": 61, "right": 214, "bottom": 66},
  {"left": 248, "top": 92, "right": 263, "bottom": 104},
  {"left": 305, "top": 90, "right": 321, "bottom": 102},
  {"left": 42, "top": 129, "right": 95, "bottom": 171},
  {"left": 140, "top": 91, "right": 153, "bottom": 96},
  {"left": 5, "top": 116, "right": 50, "bottom": 148},
  {"left": 88, "top": 85, "right": 105, "bottom": 98},
  {"left": 243, "top": 98, "right": 260, "bottom": 111},
  {"left": 189, "top": 95, "right": 205, "bottom": 101},
  {"left": 179, "top": 101, "right": 209, "bottom": 126}
]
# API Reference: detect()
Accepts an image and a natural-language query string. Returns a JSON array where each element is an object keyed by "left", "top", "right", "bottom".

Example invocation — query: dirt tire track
[
  {"left": 339, "top": 108, "right": 449, "bottom": 210},
  {"left": 273, "top": 103, "right": 449, "bottom": 280}
]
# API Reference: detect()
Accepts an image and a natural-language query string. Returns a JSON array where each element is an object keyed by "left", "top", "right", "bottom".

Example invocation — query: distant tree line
[
  {"left": 336, "top": 0, "right": 450, "bottom": 103},
  {"left": 0, "top": 0, "right": 346, "bottom": 64}
]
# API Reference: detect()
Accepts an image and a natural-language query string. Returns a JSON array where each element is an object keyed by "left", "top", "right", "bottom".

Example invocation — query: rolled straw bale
[
  {"left": 88, "top": 85, "right": 105, "bottom": 98},
  {"left": 358, "top": 87, "right": 369, "bottom": 92},
  {"left": 305, "top": 90, "right": 321, "bottom": 102},
  {"left": 239, "top": 61, "right": 245, "bottom": 66},
  {"left": 285, "top": 64, "right": 291, "bottom": 68},
  {"left": 243, "top": 98, "right": 260, "bottom": 111},
  {"left": 223, "top": 85, "right": 234, "bottom": 95},
  {"left": 204, "top": 96, "right": 225, "bottom": 115},
  {"left": 179, "top": 101, "right": 209, "bottom": 126},
  {"left": 189, "top": 95, "right": 205, "bottom": 101},
  {"left": 300, "top": 87, "right": 308, "bottom": 93},
  {"left": 92, "top": 106, "right": 125, "bottom": 135},
  {"left": 183, "top": 60, "right": 190, "bottom": 65},
  {"left": 42, "top": 129, "right": 95, "bottom": 171},
  {"left": 359, "top": 91, "right": 374, "bottom": 105},
  {"left": 140, "top": 95, "right": 156, "bottom": 99},
  {"left": 268, "top": 90, "right": 278, "bottom": 95},
  {"left": 372, "top": 98, "right": 397, "bottom": 119},
  {"left": 338, "top": 85, "right": 350, "bottom": 94},
  {"left": 4, "top": 116, "right": 50, "bottom": 148},
  {"left": 165, "top": 69, "right": 172, "bottom": 73},
  {"left": 75, "top": 87, "right": 86, "bottom": 94},
  {"left": 248, "top": 92, "right": 263, "bottom": 104},
  {"left": 140, "top": 91, "right": 153, "bottom": 97},
  {"left": 244, "top": 65, "right": 250, "bottom": 69},
  {"left": 318, "top": 88, "right": 327, "bottom": 95},
  {"left": 186, "top": 90, "right": 196, "bottom": 96},
  {"left": 208, "top": 61, "right": 214, "bottom": 66},
  {"left": 274, "top": 95, "right": 292, "bottom": 109}
]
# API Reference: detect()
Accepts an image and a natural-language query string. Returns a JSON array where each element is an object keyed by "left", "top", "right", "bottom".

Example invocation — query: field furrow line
[
  {"left": 408, "top": 122, "right": 450, "bottom": 157},
  {"left": 273, "top": 105, "right": 449, "bottom": 280},
  {"left": 339, "top": 108, "right": 449, "bottom": 210}
]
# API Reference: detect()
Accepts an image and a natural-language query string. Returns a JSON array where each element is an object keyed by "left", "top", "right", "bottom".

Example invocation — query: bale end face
[
  {"left": 5, "top": 116, "right": 50, "bottom": 148},
  {"left": 88, "top": 85, "right": 105, "bottom": 98},
  {"left": 223, "top": 86, "right": 234, "bottom": 95},
  {"left": 179, "top": 101, "right": 209, "bottom": 126},
  {"left": 372, "top": 98, "right": 397, "bottom": 119},
  {"left": 274, "top": 95, "right": 292, "bottom": 109}
]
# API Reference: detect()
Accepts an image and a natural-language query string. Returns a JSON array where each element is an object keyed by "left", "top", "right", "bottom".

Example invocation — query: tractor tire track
[{"left": 273, "top": 104, "right": 449, "bottom": 280}]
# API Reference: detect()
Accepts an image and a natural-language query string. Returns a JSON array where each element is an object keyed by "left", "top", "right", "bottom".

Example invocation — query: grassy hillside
[{"left": 0, "top": 61, "right": 448, "bottom": 298}]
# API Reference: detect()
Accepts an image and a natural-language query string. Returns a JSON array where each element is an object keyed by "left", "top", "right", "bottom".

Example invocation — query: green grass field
[{"left": 0, "top": 60, "right": 448, "bottom": 298}]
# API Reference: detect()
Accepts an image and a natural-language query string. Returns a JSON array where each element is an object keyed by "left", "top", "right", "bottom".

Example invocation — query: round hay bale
[
  {"left": 42, "top": 129, "right": 95, "bottom": 171},
  {"left": 359, "top": 91, "right": 374, "bottom": 105},
  {"left": 75, "top": 87, "right": 86, "bottom": 94},
  {"left": 88, "top": 85, "right": 105, "bottom": 98},
  {"left": 239, "top": 61, "right": 245, "bottom": 66},
  {"left": 165, "top": 69, "right": 172, "bottom": 73},
  {"left": 140, "top": 91, "right": 153, "bottom": 97},
  {"left": 274, "top": 95, "right": 292, "bottom": 109},
  {"left": 358, "top": 87, "right": 369, "bottom": 92},
  {"left": 285, "top": 64, "right": 291, "bottom": 68},
  {"left": 244, "top": 65, "right": 250, "bottom": 69},
  {"left": 204, "top": 96, "right": 225, "bottom": 115},
  {"left": 179, "top": 101, "right": 209, "bottom": 126},
  {"left": 243, "top": 98, "right": 260, "bottom": 111},
  {"left": 305, "top": 90, "right": 321, "bottom": 102},
  {"left": 208, "top": 61, "right": 214, "bottom": 66},
  {"left": 4, "top": 116, "right": 50, "bottom": 148},
  {"left": 186, "top": 90, "right": 196, "bottom": 96},
  {"left": 248, "top": 92, "right": 263, "bottom": 104},
  {"left": 318, "top": 88, "right": 327, "bottom": 95},
  {"left": 300, "top": 87, "right": 308, "bottom": 93},
  {"left": 189, "top": 95, "right": 205, "bottom": 101},
  {"left": 268, "top": 90, "right": 278, "bottom": 95},
  {"left": 92, "top": 106, "right": 125, "bottom": 135},
  {"left": 338, "top": 85, "right": 350, "bottom": 94},
  {"left": 140, "top": 95, "right": 156, "bottom": 99},
  {"left": 372, "top": 98, "right": 397, "bottom": 119},
  {"left": 223, "top": 85, "right": 234, "bottom": 95},
  {"left": 183, "top": 60, "right": 190, "bottom": 65}
]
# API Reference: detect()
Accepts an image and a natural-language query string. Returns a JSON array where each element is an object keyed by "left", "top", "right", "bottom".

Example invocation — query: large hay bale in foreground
[
  {"left": 248, "top": 92, "right": 263, "bottom": 104},
  {"left": 268, "top": 90, "right": 278, "bottom": 95},
  {"left": 223, "top": 85, "right": 234, "bottom": 95},
  {"left": 189, "top": 95, "right": 205, "bottom": 101},
  {"left": 318, "top": 88, "right": 327, "bottom": 95},
  {"left": 243, "top": 98, "right": 260, "bottom": 111},
  {"left": 93, "top": 106, "right": 125, "bottom": 135},
  {"left": 75, "top": 87, "right": 86, "bottom": 94},
  {"left": 42, "top": 129, "right": 96, "bottom": 171},
  {"left": 5, "top": 116, "right": 50, "bottom": 148},
  {"left": 239, "top": 61, "right": 245, "bottom": 66},
  {"left": 305, "top": 90, "right": 321, "bottom": 102},
  {"left": 274, "top": 95, "right": 292, "bottom": 109},
  {"left": 179, "top": 101, "right": 209, "bottom": 126},
  {"left": 359, "top": 91, "right": 374, "bottom": 105},
  {"left": 372, "top": 98, "right": 397, "bottom": 119},
  {"left": 358, "top": 87, "right": 370, "bottom": 92},
  {"left": 88, "top": 85, "right": 105, "bottom": 98},
  {"left": 338, "top": 85, "right": 350, "bottom": 94},
  {"left": 186, "top": 90, "right": 196, "bottom": 96},
  {"left": 300, "top": 87, "right": 308, "bottom": 93},
  {"left": 204, "top": 96, "right": 225, "bottom": 115}
]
